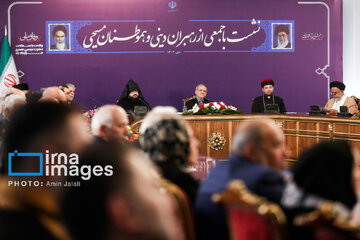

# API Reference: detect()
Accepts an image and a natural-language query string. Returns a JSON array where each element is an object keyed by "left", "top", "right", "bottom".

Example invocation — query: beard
[
  {"left": 56, "top": 42, "right": 66, "bottom": 50},
  {"left": 129, "top": 95, "right": 140, "bottom": 102},
  {"left": 276, "top": 38, "right": 289, "bottom": 49}
]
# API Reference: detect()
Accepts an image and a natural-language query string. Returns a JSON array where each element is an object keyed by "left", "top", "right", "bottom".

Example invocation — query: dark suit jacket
[
  {"left": 185, "top": 97, "right": 210, "bottom": 110},
  {"left": 194, "top": 154, "right": 285, "bottom": 240}
]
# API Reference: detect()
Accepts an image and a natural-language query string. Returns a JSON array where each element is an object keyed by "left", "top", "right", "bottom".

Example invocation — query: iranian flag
[{"left": 0, "top": 26, "right": 19, "bottom": 96}]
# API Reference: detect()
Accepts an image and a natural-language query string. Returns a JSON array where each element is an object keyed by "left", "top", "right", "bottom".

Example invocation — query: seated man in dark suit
[
  {"left": 185, "top": 84, "right": 210, "bottom": 110},
  {"left": 195, "top": 119, "right": 288, "bottom": 240}
]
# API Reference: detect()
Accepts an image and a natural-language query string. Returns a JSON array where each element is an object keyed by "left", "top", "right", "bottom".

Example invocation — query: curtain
[{"left": 343, "top": 0, "right": 360, "bottom": 97}]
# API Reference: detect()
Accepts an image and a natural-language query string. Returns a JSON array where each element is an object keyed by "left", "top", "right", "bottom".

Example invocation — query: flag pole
[{"left": 4, "top": 25, "right": 7, "bottom": 36}]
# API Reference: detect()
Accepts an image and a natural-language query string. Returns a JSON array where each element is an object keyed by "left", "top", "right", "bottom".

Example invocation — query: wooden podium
[{"left": 132, "top": 114, "right": 360, "bottom": 161}]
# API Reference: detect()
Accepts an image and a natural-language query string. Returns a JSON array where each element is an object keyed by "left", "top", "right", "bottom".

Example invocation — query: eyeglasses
[{"left": 331, "top": 91, "right": 340, "bottom": 96}]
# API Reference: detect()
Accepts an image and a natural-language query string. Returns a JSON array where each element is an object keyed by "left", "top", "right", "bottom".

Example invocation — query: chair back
[
  {"left": 212, "top": 180, "right": 286, "bottom": 240},
  {"left": 161, "top": 179, "right": 196, "bottom": 240},
  {"left": 351, "top": 96, "right": 360, "bottom": 110},
  {"left": 294, "top": 201, "right": 360, "bottom": 240},
  {"left": 182, "top": 96, "right": 196, "bottom": 107}
]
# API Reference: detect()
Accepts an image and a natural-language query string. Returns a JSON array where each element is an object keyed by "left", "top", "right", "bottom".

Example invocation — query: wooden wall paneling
[
  {"left": 187, "top": 120, "right": 209, "bottom": 157},
  {"left": 208, "top": 121, "right": 230, "bottom": 159},
  {"left": 282, "top": 120, "right": 298, "bottom": 159},
  {"left": 132, "top": 115, "right": 360, "bottom": 160}
]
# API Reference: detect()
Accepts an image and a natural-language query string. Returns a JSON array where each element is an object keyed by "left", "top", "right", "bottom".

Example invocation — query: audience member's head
[
  {"left": 25, "top": 91, "right": 42, "bottom": 104},
  {"left": 1, "top": 87, "right": 26, "bottom": 100},
  {"left": 0, "top": 88, "right": 26, "bottom": 114},
  {"left": 2, "top": 94, "right": 26, "bottom": 120},
  {"left": 290, "top": 140, "right": 359, "bottom": 209},
  {"left": 231, "top": 119, "right": 288, "bottom": 171},
  {"left": 2, "top": 102, "right": 91, "bottom": 174},
  {"left": 41, "top": 86, "right": 67, "bottom": 103},
  {"left": 61, "top": 143, "right": 181, "bottom": 240},
  {"left": 12, "top": 83, "right": 29, "bottom": 93},
  {"left": 91, "top": 105, "right": 130, "bottom": 142},
  {"left": 60, "top": 83, "right": 76, "bottom": 102},
  {"left": 140, "top": 117, "right": 199, "bottom": 174},
  {"left": 139, "top": 106, "right": 179, "bottom": 134}
]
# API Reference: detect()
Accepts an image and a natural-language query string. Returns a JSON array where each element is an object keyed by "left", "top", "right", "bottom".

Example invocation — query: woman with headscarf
[
  {"left": 116, "top": 79, "right": 151, "bottom": 113},
  {"left": 281, "top": 140, "right": 360, "bottom": 240},
  {"left": 140, "top": 118, "right": 199, "bottom": 205}
]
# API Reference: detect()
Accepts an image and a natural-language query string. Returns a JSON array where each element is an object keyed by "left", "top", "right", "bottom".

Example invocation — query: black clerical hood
[{"left": 118, "top": 79, "right": 145, "bottom": 101}]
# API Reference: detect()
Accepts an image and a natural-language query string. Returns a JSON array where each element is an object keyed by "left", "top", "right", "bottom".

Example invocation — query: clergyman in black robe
[
  {"left": 251, "top": 79, "right": 287, "bottom": 113},
  {"left": 116, "top": 79, "right": 151, "bottom": 113}
]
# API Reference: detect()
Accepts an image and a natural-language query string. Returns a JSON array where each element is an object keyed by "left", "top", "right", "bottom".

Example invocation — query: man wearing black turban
[
  {"left": 116, "top": 79, "right": 151, "bottom": 113},
  {"left": 325, "top": 81, "right": 358, "bottom": 115},
  {"left": 251, "top": 78, "right": 287, "bottom": 113}
]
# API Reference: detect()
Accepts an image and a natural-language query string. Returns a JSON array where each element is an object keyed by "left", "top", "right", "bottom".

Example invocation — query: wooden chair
[
  {"left": 161, "top": 179, "right": 196, "bottom": 240},
  {"left": 212, "top": 180, "right": 287, "bottom": 240},
  {"left": 294, "top": 201, "right": 360, "bottom": 240},
  {"left": 351, "top": 96, "right": 360, "bottom": 110},
  {"left": 182, "top": 96, "right": 196, "bottom": 107}
]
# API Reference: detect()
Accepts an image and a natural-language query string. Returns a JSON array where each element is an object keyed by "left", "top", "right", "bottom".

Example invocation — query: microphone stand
[{"left": 138, "top": 97, "right": 151, "bottom": 112}]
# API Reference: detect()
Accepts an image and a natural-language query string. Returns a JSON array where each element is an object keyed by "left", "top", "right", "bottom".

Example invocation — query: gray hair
[
  {"left": 195, "top": 84, "right": 206, "bottom": 91},
  {"left": 2, "top": 94, "right": 26, "bottom": 119},
  {"left": 91, "top": 105, "right": 123, "bottom": 135},
  {"left": 139, "top": 106, "right": 179, "bottom": 134},
  {"left": 65, "top": 83, "right": 75, "bottom": 89},
  {"left": 231, "top": 119, "right": 279, "bottom": 155}
]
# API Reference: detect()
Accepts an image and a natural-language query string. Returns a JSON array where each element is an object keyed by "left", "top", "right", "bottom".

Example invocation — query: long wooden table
[{"left": 132, "top": 114, "right": 360, "bottom": 161}]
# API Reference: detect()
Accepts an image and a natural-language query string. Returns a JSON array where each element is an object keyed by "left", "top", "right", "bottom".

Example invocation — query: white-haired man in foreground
[
  {"left": 139, "top": 106, "right": 179, "bottom": 134},
  {"left": 2, "top": 94, "right": 26, "bottom": 121},
  {"left": 91, "top": 104, "right": 130, "bottom": 143}
]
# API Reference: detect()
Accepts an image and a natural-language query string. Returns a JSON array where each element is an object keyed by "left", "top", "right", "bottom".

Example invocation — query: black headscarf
[{"left": 292, "top": 140, "right": 357, "bottom": 209}]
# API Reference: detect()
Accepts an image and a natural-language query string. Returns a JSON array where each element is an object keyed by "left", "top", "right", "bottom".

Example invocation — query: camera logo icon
[{"left": 8, "top": 150, "right": 43, "bottom": 176}]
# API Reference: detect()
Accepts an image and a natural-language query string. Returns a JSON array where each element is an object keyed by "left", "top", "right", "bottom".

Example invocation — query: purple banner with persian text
[
  {"left": 0, "top": 0, "right": 342, "bottom": 112},
  {"left": 45, "top": 19, "right": 295, "bottom": 54}
]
